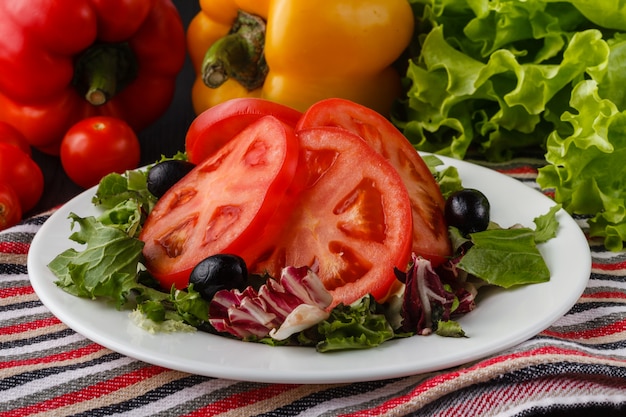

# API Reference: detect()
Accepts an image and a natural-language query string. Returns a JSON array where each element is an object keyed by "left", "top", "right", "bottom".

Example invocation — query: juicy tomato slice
[
  {"left": 140, "top": 116, "right": 300, "bottom": 290},
  {"left": 249, "top": 126, "right": 413, "bottom": 308},
  {"left": 296, "top": 98, "right": 451, "bottom": 265},
  {"left": 185, "top": 98, "right": 302, "bottom": 164}
]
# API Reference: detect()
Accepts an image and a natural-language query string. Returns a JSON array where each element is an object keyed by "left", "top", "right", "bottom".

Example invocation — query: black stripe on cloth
[
  {"left": 566, "top": 301, "right": 626, "bottom": 314},
  {"left": 0, "top": 351, "right": 125, "bottom": 390},
  {"left": 587, "top": 272, "right": 626, "bottom": 283},
  {"left": 0, "top": 264, "right": 28, "bottom": 275},
  {"left": 68, "top": 374, "right": 214, "bottom": 417},
  {"left": 251, "top": 378, "right": 406, "bottom": 417},
  {"left": 21, "top": 215, "right": 51, "bottom": 226},
  {"left": 497, "top": 362, "right": 626, "bottom": 382},
  {"left": 516, "top": 402, "right": 626, "bottom": 417},
  {"left": 527, "top": 335, "right": 626, "bottom": 352},
  {"left": 3, "top": 357, "right": 148, "bottom": 412},
  {"left": 0, "top": 231, "right": 36, "bottom": 243},
  {"left": 407, "top": 363, "right": 626, "bottom": 417},
  {"left": 0, "top": 327, "right": 76, "bottom": 350},
  {"left": 0, "top": 299, "right": 42, "bottom": 312}
]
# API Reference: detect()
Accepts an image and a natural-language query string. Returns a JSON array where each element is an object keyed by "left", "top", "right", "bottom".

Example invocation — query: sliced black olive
[
  {"left": 147, "top": 159, "right": 195, "bottom": 198},
  {"left": 444, "top": 188, "right": 490, "bottom": 235},
  {"left": 189, "top": 254, "right": 248, "bottom": 301}
]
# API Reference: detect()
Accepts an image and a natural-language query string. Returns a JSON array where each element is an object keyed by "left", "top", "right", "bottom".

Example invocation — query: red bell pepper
[{"left": 0, "top": 0, "right": 186, "bottom": 154}]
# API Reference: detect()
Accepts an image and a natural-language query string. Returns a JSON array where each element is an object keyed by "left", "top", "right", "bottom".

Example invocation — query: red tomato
[
  {"left": 0, "top": 143, "right": 44, "bottom": 213},
  {"left": 60, "top": 116, "right": 141, "bottom": 189},
  {"left": 296, "top": 98, "right": 451, "bottom": 265},
  {"left": 0, "top": 122, "right": 31, "bottom": 156},
  {"left": 185, "top": 98, "right": 302, "bottom": 164},
  {"left": 0, "top": 184, "right": 22, "bottom": 231},
  {"left": 250, "top": 126, "right": 413, "bottom": 308},
  {"left": 140, "top": 116, "right": 301, "bottom": 291}
]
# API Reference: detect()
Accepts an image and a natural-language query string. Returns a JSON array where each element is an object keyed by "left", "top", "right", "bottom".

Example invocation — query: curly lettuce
[{"left": 397, "top": 0, "right": 626, "bottom": 250}]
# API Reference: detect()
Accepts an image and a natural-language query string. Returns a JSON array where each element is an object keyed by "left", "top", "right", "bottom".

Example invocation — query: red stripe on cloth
[
  {"left": 0, "top": 241, "right": 30, "bottom": 255},
  {"left": 592, "top": 259, "right": 626, "bottom": 271},
  {"left": 542, "top": 318, "right": 626, "bottom": 340},
  {"left": 0, "top": 316, "right": 62, "bottom": 335},
  {"left": 581, "top": 291, "right": 626, "bottom": 300},
  {"left": 183, "top": 384, "right": 299, "bottom": 416},
  {"left": 0, "top": 285, "right": 34, "bottom": 298},
  {"left": 0, "top": 343, "right": 105, "bottom": 369},
  {"left": 442, "top": 377, "right": 590, "bottom": 416},
  {"left": 0, "top": 365, "right": 169, "bottom": 417},
  {"left": 339, "top": 346, "right": 595, "bottom": 417}
]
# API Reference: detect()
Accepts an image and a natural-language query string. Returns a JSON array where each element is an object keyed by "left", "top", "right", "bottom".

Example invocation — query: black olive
[
  {"left": 444, "top": 188, "right": 490, "bottom": 235},
  {"left": 188, "top": 254, "right": 248, "bottom": 301},
  {"left": 147, "top": 159, "right": 195, "bottom": 198}
]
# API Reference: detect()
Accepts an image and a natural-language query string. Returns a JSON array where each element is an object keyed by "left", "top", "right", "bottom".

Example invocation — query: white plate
[{"left": 28, "top": 155, "right": 591, "bottom": 384}]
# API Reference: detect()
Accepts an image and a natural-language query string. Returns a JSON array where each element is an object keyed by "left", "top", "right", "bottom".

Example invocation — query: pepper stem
[
  {"left": 73, "top": 42, "right": 138, "bottom": 106},
  {"left": 201, "top": 11, "right": 268, "bottom": 91}
]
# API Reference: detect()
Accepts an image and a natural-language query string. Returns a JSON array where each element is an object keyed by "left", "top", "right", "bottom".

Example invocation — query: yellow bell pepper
[{"left": 187, "top": 0, "right": 414, "bottom": 116}]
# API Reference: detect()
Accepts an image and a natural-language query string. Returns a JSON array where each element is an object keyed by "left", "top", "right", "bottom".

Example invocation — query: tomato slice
[
  {"left": 249, "top": 126, "right": 413, "bottom": 308},
  {"left": 140, "top": 116, "right": 300, "bottom": 290},
  {"left": 296, "top": 98, "right": 451, "bottom": 265},
  {"left": 185, "top": 98, "right": 302, "bottom": 164}
]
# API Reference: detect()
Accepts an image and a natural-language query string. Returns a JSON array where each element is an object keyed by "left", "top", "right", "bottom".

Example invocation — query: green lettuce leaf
[
  {"left": 457, "top": 227, "right": 551, "bottom": 288},
  {"left": 400, "top": 0, "right": 626, "bottom": 250},
  {"left": 49, "top": 214, "right": 145, "bottom": 306},
  {"left": 48, "top": 213, "right": 209, "bottom": 325},
  {"left": 92, "top": 170, "right": 156, "bottom": 238},
  {"left": 315, "top": 295, "right": 396, "bottom": 352},
  {"left": 537, "top": 79, "right": 626, "bottom": 251}
]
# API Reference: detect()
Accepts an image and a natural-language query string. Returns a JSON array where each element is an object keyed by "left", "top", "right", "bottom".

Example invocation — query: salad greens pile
[
  {"left": 47, "top": 155, "right": 560, "bottom": 352},
  {"left": 396, "top": 0, "right": 626, "bottom": 250}
]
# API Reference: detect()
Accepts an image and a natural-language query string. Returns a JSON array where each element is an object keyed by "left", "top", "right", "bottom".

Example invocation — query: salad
[{"left": 48, "top": 98, "right": 560, "bottom": 353}]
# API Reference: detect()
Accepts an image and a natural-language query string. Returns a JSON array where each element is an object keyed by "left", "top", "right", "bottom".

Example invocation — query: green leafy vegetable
[
  {"left": 435, "top": 319, "right": 466, "bottom": 338},
  {"left": 457, "top": 227, "right": 550, "bottom": 288},
  {"left": 423, "top": 154, "right": 464, "bottom": 198},
  {"left": 48, "top": 160, "right": 209, "bottom": 329},
  {"left": 315, "top": 295, "right": 397, "bottom": 352},
  {"left": 398, "top": 0, "right": 626, "bottom": 250},
  {"left": 455, "top": 203, "right": 560, "bottom": 287},
  {"left": 49, "top": 214, "right": 145, "bottom": 306},
  {"left": 537, "top": 79, "right": 626, "bottom": 251}
]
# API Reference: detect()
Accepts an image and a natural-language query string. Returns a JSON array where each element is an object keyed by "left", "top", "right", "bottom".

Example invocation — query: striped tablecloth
[{"left": 2, "top": 161, "right": 626, "bottom": 416}]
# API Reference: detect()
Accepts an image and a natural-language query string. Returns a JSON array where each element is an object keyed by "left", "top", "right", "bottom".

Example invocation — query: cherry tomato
[
  {"left": 0, "top": 122, "right": 31, "bottom": 156},
  {"left": 60, "top": 116, "right": 141, "bottom": 189},
  {"left": 185, "top": 98, "right": 302, "bottom": 164},
  {"left": 0, "top": 143, "right": 44, "bottom": 213},
  {"left": 0, "top": 184, "right": 22, "bottom": 231},
  {"left": 250, "top": 126, "right": 413, "bottom": 308},
  {"left": 140, "top": 116, "right": 301, "bottom": 291},
  {"left": 296, "top": 98, "right": 451, "bottom": 265}
]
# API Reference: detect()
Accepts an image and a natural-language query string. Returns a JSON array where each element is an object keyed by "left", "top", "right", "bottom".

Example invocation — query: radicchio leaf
[
  {"left": 400, "top": 253, "right": 476, "bottom": 335},
  {"left": 209, "top": 266, "right": 332, "bottom": 340}
]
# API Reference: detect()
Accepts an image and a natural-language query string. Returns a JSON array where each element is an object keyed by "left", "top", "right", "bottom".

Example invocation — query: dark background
[{"left": 29, "top": 0, "right": 201, "bottom": 215}]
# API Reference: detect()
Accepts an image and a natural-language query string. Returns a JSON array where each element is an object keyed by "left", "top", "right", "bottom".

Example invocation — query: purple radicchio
[
  {"left": 209, "top": 266, "right": 332, "bottom": 340},
  {"left": 399, "top": 253, "right": 476, "bottom": 335}
]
